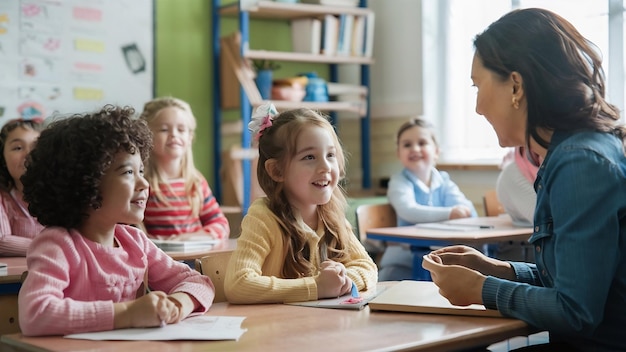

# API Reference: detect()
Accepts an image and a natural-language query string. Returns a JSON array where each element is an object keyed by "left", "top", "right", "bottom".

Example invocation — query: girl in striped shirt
[{"left": 140, "top": 97, "right": 229, "bottom": 240}]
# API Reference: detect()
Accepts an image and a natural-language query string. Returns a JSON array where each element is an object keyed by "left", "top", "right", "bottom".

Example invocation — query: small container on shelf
[{"left": 272, "top": 76, "right": 307, "bottom": 101}]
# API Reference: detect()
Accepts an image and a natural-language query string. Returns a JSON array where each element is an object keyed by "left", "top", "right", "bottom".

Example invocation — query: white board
[{"left": 0, "top": 0, "right": 154, "bottom": 123}]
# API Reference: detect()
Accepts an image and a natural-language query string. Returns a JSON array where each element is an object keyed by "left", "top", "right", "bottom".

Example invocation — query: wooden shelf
[
  {"left": 245, "top": 49, "right": 373, "bottom": 64},
  {"left": 221, "top": 32, "right": 368, "bottom": 116},
  {"left": 261, "top": 99, "right": 366, "bottom": 116},
  {"left": 213, "top": 0, "right": 375, "bottom": 206},
  {"left": 220, "top": 1, "right": 371, "bottom": 19}
]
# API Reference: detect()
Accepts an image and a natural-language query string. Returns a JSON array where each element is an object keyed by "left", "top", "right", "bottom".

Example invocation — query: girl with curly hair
[
  {"left": 224, "top": 104, "right": 377, "bottom": 304},
  {"left": 18, "top": 105, "right": 215, "bottom": 336},
  {"left": 0, "top": 118, "right": 44, "bottom": 256}
]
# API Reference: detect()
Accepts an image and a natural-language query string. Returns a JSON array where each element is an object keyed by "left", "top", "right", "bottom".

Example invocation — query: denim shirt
[
  {"left": 387, "top": 168, "right": 477, "bottom": 226},
  {"left": 482, "top": 130, "right": 626, "bottom": 351}
]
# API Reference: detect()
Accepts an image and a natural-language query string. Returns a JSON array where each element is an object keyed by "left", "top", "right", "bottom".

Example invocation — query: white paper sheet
[{"left": 64, "top": 316, "right": 247, "bottom": 341}]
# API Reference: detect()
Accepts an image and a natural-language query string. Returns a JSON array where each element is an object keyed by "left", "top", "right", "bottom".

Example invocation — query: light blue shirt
[
  {"left": 387, "top": 168, "right": 477, "bottom": 226},
  {"left": 483, "top": 130, "right": 626, "bottom": 351}
]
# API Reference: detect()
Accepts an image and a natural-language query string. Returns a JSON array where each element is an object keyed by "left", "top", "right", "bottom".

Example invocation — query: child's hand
[
  {"left": 449, "top": 205, "right": 472, "bottom": 219},
  {"left": 113, "top": 291, "right": 181, "bottom": 329},
  {"left": 316, "top": 260, "right": 351, "bottom": 299}
]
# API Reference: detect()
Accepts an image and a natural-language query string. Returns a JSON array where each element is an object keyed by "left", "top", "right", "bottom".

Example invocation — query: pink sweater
[
  {"left": 0, "top": 189, "right": 44, "bottom": 256},
  {"left": 18, "top": 224, "right": 215, "bottom": 336}
]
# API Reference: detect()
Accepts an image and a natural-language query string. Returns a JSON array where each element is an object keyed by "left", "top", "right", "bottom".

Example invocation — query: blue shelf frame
[{"left": 212, "top": 0, "right": 372, "bottom": 214}]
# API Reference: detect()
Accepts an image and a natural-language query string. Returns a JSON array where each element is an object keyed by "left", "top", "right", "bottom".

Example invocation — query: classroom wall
[
  {"left": 155, "top": 0, "right": 499, "bottom": 209},
  {"left": 155, "top": 0, "right": 213, "bottom": 180}
]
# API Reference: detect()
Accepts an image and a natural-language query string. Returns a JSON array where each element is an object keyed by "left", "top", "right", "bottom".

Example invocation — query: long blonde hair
[
  {"left": 139, "top": 96, "right": 203, "bottom": 216},
  {"left": 256, "top": 108, "right": 356, "bottom": 278}
]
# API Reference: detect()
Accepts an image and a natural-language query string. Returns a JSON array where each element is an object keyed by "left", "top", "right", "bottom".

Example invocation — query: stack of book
[
  {"left": 150, "top": 239, "right": 219, "bottom": 253},
  {"left": 290, "top": 12, "right": 374, "bottom": 57}
]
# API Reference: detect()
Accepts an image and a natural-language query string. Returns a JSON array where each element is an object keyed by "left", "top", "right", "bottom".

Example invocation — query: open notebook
[
  {"left": 285, "top": 283, "right": 388, "bottom": 310},
  {"left": 368, "top": 280, "right": 501, "bottom": 317}
]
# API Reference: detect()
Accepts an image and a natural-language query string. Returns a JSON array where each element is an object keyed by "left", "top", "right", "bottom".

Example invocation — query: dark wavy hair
[
  {"left": 0, "top": 119, "right": 44, "bottom": 193},
  {"left": 474, "top": 8, "right": 625, "bottom": 150},
  {"left": 21, "top": 105, "right": 153, "bottom": 229}
]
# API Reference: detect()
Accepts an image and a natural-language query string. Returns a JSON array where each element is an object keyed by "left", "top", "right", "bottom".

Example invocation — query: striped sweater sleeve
[{"left": 198, "top": 178, "right": 230, "bottom": 240}]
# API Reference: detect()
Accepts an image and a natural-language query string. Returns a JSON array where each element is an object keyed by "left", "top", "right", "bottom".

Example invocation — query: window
[{"left": 422, "top": 0, "right": 619, "bottom": 163}]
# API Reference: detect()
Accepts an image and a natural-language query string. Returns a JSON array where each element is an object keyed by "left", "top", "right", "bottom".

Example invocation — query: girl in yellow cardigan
[{"left": 224, "top": 104, "right": 377, "bottom": 303}]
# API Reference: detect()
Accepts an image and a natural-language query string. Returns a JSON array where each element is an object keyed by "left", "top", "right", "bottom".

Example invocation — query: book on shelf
[
  {"left": 321, "top": 14, "right": 339, "bottom": 56},
  {"left": 150, "top": 238, "right": 219, "bottom": 252},
  {"left": 351, "top": 14, "right": 366, "bottom": 56},
  {"left": 291, "top": 18, "right": 322, "bottom": 54},
  {"left": 363, "top": 12, "right": 375, "bottom": 58},
  {"left": 336, "top": 14, "right": 354, "bottom": 56}
]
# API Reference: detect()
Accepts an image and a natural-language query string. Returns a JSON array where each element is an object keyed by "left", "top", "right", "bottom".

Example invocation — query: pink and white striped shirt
[{"left": 0, "top": 189, "right": 44, "bottom": 256}]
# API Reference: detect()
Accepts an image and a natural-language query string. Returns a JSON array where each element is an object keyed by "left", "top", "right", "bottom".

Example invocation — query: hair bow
[{"left": 248, "top": 103, "right": 278, "bottom": 141}]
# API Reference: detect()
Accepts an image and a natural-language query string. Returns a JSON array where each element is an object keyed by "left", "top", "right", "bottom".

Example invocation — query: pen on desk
[
  {"left": 351, "top": 282, "right": 360, "bottom": 298},
  {"left": 447, "top": 223, "right": 494, "bottom": 229}
]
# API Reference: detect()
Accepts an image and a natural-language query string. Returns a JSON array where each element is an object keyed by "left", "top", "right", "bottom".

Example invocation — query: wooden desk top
[
  {"left": 367, "top": 216, "right": 533, "bottom": 245},
  {"left": 166, "top": 238, "right": 238, "bottom": 261},
  {"left": 1, "top": 284, "right": 532, "bottom": 352},
  {"left": 0, "top": 257, "right": 27, "bottom": 284}
]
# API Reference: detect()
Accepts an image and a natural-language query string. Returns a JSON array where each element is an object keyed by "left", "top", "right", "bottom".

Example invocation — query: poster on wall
[{"left": 0, "top": 0, "right": 153, "bottom": 125}]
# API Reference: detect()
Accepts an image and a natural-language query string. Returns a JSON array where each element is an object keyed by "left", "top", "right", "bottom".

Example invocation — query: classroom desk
[
  {"left": 366, "top": 216, "right": 533, "bottom": 280},
  {"left": 0, "top": 257, "right": 27, "bottom": 286},
  {"left": 0, "top": 257, "right": 27, "bottom": 335},
  {"left": 1, "top": 290, "right": 533, "bottom": 352},
  {"left": 166, "top": 238, "right": 238, "bottom": 261}
]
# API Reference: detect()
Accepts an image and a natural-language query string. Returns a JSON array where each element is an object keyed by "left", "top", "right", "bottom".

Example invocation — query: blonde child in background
[
  {"left": 140, "top": 97, "right": 229, "bottom": 240},
  {"left": 382, "top": 117, "right": 476, "bottom": 281},
  {"left": 0, "top": 118, "right": 44, "bottom": 256},
  {"left": 224, "top": 104, "right": 377, "bottom": 304},
  {"left": 18, "top": 105, "right": 215, "bottom": 336}
]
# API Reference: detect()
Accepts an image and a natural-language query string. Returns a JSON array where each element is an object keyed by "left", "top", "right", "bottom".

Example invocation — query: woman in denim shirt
[{"left": 422, "top": 8, "right": 626, "bottom": 352}]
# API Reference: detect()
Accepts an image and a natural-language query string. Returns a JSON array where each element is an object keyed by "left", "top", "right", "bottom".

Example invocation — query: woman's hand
[
  {"left": 421, "top": 254, "right": 485, "bottom": 306},
  {"left": 431, "top": 245, "right": 515, "bottom": 280}
]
